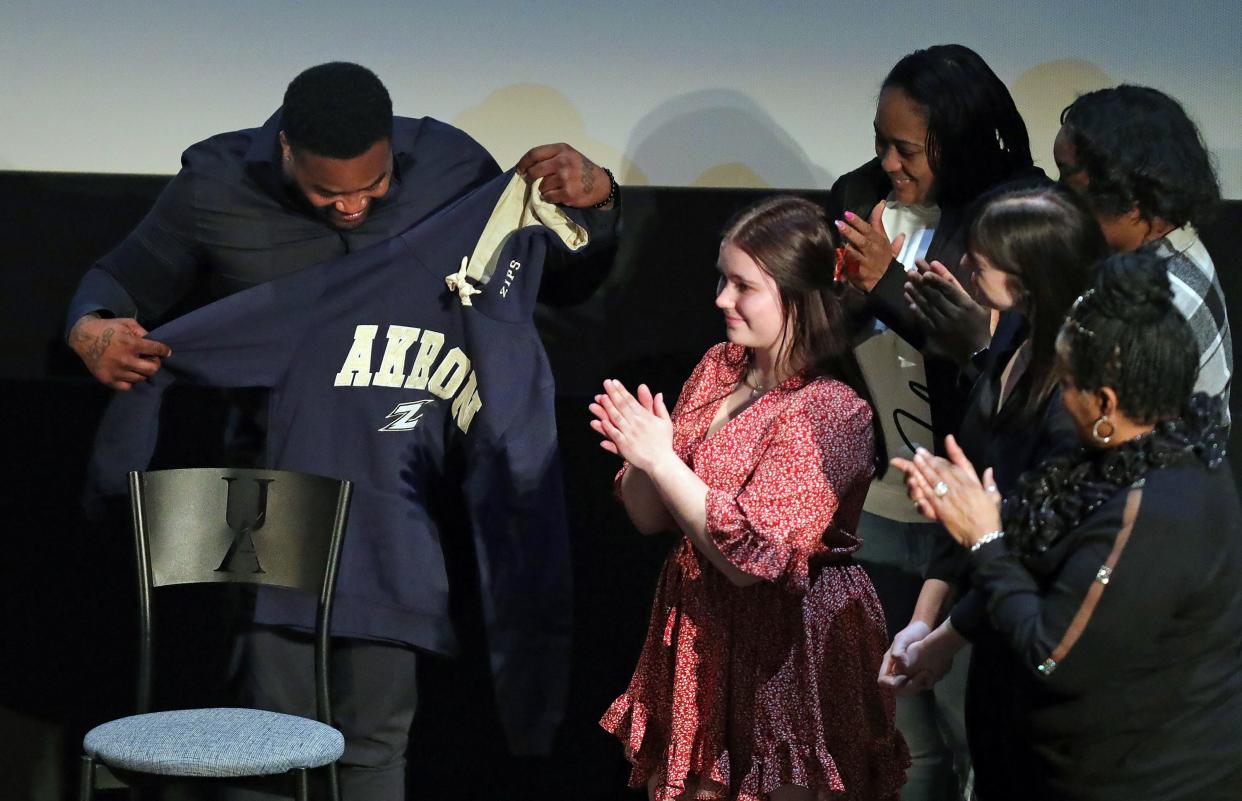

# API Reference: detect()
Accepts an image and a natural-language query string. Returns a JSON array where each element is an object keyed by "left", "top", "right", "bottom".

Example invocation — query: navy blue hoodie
[{"left": 90, "top": 170, "right": 586, "bottom": 753}]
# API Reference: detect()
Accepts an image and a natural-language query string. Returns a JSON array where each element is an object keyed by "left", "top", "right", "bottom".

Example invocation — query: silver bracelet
[{"left": 970, "top": 530, "right": 1004, "bottom": 551}]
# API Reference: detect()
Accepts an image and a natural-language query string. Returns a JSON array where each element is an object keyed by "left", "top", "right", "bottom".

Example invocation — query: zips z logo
[{"left": 379, "top": 399, "right": 435, "bottom": 432}]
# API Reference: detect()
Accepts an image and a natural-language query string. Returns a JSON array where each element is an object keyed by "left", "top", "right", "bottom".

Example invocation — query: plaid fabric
[{"left": 1149, "top": 226, "right": 1232, "bottom": 419}]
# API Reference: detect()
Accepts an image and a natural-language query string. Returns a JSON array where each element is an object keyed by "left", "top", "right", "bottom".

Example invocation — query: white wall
[{"left": 3, "top": 0, "right": 1239, "bottom": 195}]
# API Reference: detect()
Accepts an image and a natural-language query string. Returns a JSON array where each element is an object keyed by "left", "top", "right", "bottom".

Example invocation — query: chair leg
[
  {"left": 327, "top": 762, "right": 341, "bottom": 801},
  {"left": 78, "top": 755, "right": 95, "bottom": 801},
  {"left": 293, "top": 767, "right": 310, "bottom": 801}
]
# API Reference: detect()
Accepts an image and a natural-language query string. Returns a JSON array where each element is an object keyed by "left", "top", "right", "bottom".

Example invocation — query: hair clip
[
  {"left": 1068, "top": 289, "right": 1095, "bottom": 314},
  {"left": 1064, "top": 290, "right": 1097, "bottom": 338},
  {"left": 1064, "top": 319, "right": 1095, "bottom": 338},
  {"left": 833, "top": 246, "right": 859, "bottom": 284}
]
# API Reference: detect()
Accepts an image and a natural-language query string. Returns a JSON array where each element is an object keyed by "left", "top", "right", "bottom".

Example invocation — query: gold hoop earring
[{"left": 1091, "top": 416, "right": 1114, "bottom": 445}]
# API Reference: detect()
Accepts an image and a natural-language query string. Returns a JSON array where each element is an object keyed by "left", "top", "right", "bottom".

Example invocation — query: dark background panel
[{"left": 1, "top": 170, "right": 1238, "bottom": 800}]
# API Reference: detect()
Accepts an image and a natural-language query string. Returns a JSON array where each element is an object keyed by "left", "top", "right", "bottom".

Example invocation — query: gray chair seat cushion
[{"left": 84, "top": 708, "right": 344, "bottom": 777}]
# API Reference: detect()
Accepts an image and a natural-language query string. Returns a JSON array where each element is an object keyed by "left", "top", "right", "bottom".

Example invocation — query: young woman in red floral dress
[{"left": 591, "top": 196, "right": 908, "bottom": 801}]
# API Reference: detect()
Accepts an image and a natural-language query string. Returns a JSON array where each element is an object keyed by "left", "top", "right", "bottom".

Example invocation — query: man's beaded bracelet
[{"left": 591, "top": 167, "right": 618, "bottom": 209}]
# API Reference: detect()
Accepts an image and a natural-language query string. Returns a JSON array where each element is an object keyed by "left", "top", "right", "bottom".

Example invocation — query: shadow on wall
[
  {"left": 1219, "top": 148, "right": 1242, "bottom": 200},
  {"left": 1010, "top": 59, "right": 1113, "bottom": 174},
  {"left": 1011, "top": 59, "right": 1239, "bottom": 212},
  {"left": 622, "top": 88, "right": 833, "bottom": 189},
  {"left": 536, "top": 91, "right": 834, "bottom": 395},
  {"left": 453, "top": 83, "right": 646, "bottom": 183}
]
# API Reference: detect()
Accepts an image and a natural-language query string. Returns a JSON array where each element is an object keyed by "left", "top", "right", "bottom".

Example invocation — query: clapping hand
[
  {"left": 891, "top": 435, "right": 1001, "bottom": 549},
  {"left": 589, "top": 379, "right": 674, "bottom": 473},
  {"left": 905, "top": 259, "right": 991, "bottom": 365},
  {"left": 835, "top": 201, "right": 908, "bottom": 292}
]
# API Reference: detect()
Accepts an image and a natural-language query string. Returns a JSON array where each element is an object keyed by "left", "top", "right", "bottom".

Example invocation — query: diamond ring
[{"left": 933, "top": 481, "right": 949, "bottom": 498}]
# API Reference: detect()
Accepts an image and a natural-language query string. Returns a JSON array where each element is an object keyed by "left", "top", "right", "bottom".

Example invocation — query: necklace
[{"left": 743, "top": 370, "right": 770, "bottom": 397}]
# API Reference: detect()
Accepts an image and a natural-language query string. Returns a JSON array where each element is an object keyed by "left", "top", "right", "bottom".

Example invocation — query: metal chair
[{"left": 79, "top": 468, "right": 352, "bottom": 801}]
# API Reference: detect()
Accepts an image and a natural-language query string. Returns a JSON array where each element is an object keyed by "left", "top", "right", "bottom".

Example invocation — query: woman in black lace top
[{"left": 889, "top": 252, "right": 1242, "bottom": 800}]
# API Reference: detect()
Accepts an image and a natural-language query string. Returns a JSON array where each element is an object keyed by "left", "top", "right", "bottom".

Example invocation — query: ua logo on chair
[{"left": 215, "top": 476, "right": 273, "bottom": 574}]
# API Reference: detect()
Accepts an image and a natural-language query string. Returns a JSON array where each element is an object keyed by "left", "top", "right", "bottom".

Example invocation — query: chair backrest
[
  {"left": 128, "top": 468, "right": 352, "bottom": 717},
  {"left": 130, "top": 468, "right": 350, "bottom": 592}
]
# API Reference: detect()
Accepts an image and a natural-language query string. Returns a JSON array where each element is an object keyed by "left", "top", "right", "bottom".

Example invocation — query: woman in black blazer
[
  {"left": 830, "top": 44, "right": 1048, "bottom": 801},
  {"left": 920, "top": 186, "right": 1110, "bottom": 587},
  {"left": 892, "top": 253, "right": 1242, "bottom": 800},
  {"left": 829, "top": 44, "right": 1047, "bottom": 440},
  {"left": 878, "top": 184, "right": 1108, "bottom": 798},
  {"left": 913, "top": 186, "right": 1108, "bottom": 800}
]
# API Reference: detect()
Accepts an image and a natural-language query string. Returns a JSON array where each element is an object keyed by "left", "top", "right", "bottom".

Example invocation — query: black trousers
[{"left": 229, "top": 625, "right": 420, "bottom": 801}]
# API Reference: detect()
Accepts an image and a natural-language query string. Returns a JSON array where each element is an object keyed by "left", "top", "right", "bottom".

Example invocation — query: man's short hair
[{"left": 282, "top": 62, "right": 394, "bottom": 159}]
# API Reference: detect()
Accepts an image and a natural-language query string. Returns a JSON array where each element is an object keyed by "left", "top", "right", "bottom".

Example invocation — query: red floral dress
[{"left": 601, "top": 344, "right": 908, "bottom": 800}]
